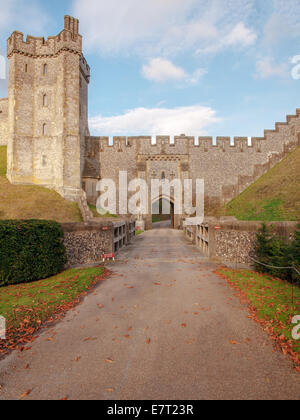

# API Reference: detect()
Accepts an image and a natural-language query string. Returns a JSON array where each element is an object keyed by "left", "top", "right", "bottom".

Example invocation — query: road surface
[{"left": 0, "top": 227, "right": 299, "bottom": 400}]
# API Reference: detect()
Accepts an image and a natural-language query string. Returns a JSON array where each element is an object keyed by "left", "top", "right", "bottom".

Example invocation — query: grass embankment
[
  {"left": 0, "top": 267, "right": 106, "bottom": 353},
  {"left": 218, "top": 268, "right": 300, "bottom": 370},
  {"left": 0, "top": 146, "right": 82, "bottom": 222},
  {"left": 88, "top": 204, "right": 117, "bottom": 218},
  {"left": 210, "top": 147, "right": 300, "bottom": 221}
]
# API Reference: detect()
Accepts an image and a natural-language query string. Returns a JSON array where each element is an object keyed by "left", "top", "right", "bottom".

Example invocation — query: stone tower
[{"left": 6, "top": 15, "right": 90, "bottom": 200}]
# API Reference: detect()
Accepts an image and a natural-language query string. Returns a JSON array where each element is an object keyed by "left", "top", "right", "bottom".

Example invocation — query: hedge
[{"left": 0, "top": 220, "right": 67, "bottom": 287}]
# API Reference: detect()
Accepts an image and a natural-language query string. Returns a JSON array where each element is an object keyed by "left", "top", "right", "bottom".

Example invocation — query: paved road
[{"left": 0, "top": 228, "right": 299, "bottom": 400}]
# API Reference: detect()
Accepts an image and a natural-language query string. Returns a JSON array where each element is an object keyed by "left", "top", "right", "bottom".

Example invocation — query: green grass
[
  {"left": 219, "top": 268, "right": 300, "bottom": 359},
  {"left": 210, "top": 146, "right": 300, "bottom": 221},
  {"left": 88, "top": 204, "right": 117, "bottom": 218},
  {"left": 0, "top": 146, "right": 82, "bottom": 222},
  {"left": 0, "top": 267, "right": 105, "bottom": 348},
  {"left": 136, "top": 230, "right": 144, "bottom": 235}
]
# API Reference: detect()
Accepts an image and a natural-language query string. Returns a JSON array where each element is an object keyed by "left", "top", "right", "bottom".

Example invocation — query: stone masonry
[
  {"left": 0, "top": 16, "right": 299, "bottom": 229},
  {"left": 0, "top": 98, "right": 8, "bottom": 145},
  {"left": 3, "top": 16, "right": 90, "bottom": 202}
]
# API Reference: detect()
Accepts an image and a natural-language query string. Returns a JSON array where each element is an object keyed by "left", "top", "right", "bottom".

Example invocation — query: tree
[{"left": 254, "top": 223, "right": 274, "bottom": 274}]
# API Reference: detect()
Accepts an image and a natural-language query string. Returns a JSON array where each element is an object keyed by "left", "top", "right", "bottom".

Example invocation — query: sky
[{"left": 0, "top": 0, "right": 299, "bottom": 139}]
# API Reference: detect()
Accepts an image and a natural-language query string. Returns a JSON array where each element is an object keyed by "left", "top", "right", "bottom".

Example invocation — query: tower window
[
  {"left": 42, "top": 123, "right": 47, "bottom": 136},
  {"left": 43, "top": 94, "right": 47, "bottom": 107},
  {"left": 161, "top": 171, "right": 166, "bottom": 180},
  {"left": 43, "top": 64, "right": 48, "bottom": 75},
  {"left": 25, "top": 64, "right": 28, "bottom": 73}
]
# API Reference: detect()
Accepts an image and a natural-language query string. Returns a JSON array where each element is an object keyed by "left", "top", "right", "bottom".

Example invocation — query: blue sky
[{"left": 0, "top": 0, "right": 299, "bottom": 139}]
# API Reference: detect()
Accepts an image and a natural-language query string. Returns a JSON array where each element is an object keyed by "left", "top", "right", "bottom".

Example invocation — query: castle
[{"left": 0, "top": 16, "right": 299, "bottom": 229}]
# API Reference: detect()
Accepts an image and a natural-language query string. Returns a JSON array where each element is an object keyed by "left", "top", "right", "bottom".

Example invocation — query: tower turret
[{"left": 6, "top": 15, "right": 90, "bottom": 200}]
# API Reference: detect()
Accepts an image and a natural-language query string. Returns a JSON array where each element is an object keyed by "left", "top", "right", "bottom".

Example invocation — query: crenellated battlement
[
  {"left": 85, "top": 108, "right": 300, "bottom": 158},
  {"left": 7, "top": 16, "right": 82, "bottom": 58},
  {"left": 86, "top": 135, "right": 265, "bottom": 152}
]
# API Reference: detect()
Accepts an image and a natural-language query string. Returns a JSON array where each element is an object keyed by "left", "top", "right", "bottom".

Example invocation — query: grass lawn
[
  {"left": 218, "top": 268, "right": 300, "bottom": 369},
  {"left": 0, "top": 146, "right": 82, "bottom": 222},
  {"left": 0, "top": 266, "right": 106, "bottom": 353}
]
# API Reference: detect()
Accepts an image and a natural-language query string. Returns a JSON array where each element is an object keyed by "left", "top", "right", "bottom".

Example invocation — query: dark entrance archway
[{"left": 151, "top": 197, "right": 175, "bottom": 229}]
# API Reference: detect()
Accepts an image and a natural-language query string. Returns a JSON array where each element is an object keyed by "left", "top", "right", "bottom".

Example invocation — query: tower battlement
[
  {"left": 7, "top": 17, "right": 82, "bottom": 58},
  {"left": 87, "top": 135, "right": 264, "bottom": 152}
]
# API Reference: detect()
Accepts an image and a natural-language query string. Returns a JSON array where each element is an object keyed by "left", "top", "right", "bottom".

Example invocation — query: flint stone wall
[
  {"left": 212, "top": 220, "right": 298, "bottom": 266},
  {"left": 186, "top": 218, "right": 298, "bottom": 267},
  {"left": 62, "top": 222, "right": 114, "bottom": 267}
]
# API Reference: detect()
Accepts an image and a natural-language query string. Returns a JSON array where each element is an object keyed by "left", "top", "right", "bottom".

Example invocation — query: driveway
[{"left": 0, "top": 227, "right": 299, "bottom": 400}]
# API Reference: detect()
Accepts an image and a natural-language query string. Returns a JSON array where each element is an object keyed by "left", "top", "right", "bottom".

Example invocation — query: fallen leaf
[
  {"left": 229, "top": 340, "right": 240, "bottom": 345},
  {"left": 181, "top": 323, "right": 187, "bottom": 328},
  {"left": 19, "top": 389, "right": 31, "bottom": 399},
  {"left": 74, "top": 356, "right": 81, "bottom": 362},
  {"left": 105, "top": 358, "right": 114, "bottom": 364},
  {"left": 146, "top": 338, "right": 151, "bottom": 344},
  {"left": 106, "top": 388, "right": 115, "bottom": 393}
]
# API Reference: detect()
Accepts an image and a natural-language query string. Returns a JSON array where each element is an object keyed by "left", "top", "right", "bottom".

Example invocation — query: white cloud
[
  {"left": 89, "top": 105, "right": 221, "bottom": 136},
  {"left": 142, "top": 58, "right": 206, "bottom": 84},
  {"left": 224, "top": 22, "right": 257, "bottom": 47},
  {"left": 263, "top": 0, "right": 300, "bottom": 44},
  {"left": 73, "top": 0, "right": 258, "bottom": 57},
  {"left": 0, "top": 0, "right": 49, "bottom": 35},
  {"left": 255, "top": 57, "right": 288, "bottom": 79},
  {"left": 197, "top": 22, "right": 257, "bottom": 54},
  {"left": 142, "top": 58, "right": 186, "bottom": 82}
]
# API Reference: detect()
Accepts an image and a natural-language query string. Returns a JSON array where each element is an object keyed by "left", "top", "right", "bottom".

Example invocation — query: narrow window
[
  {"left": 161, "top": 171, "right": 166, "bottom": 180},
  {"left": 79, "top": 77, "right": 82, "bottom": 88},
  {"left": 25, "top": 64, "right": 28, "bottom": 73},
  {"left": 42, "top": 123, "right": 47, "bottom": 136},
  {"left": 43, "top": 94, "right": 47, "bottom": 107},
  {"left": 43, "top": 64, "right": 47, "bottom": 75}
]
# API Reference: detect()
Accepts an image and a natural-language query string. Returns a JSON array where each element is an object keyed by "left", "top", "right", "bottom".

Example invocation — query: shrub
[
  {"left": 0, "top": 220, "right": 67, "bottom": 287},
  {"left": 254, "top": 223, "right": 299, "bottom": 284}
]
